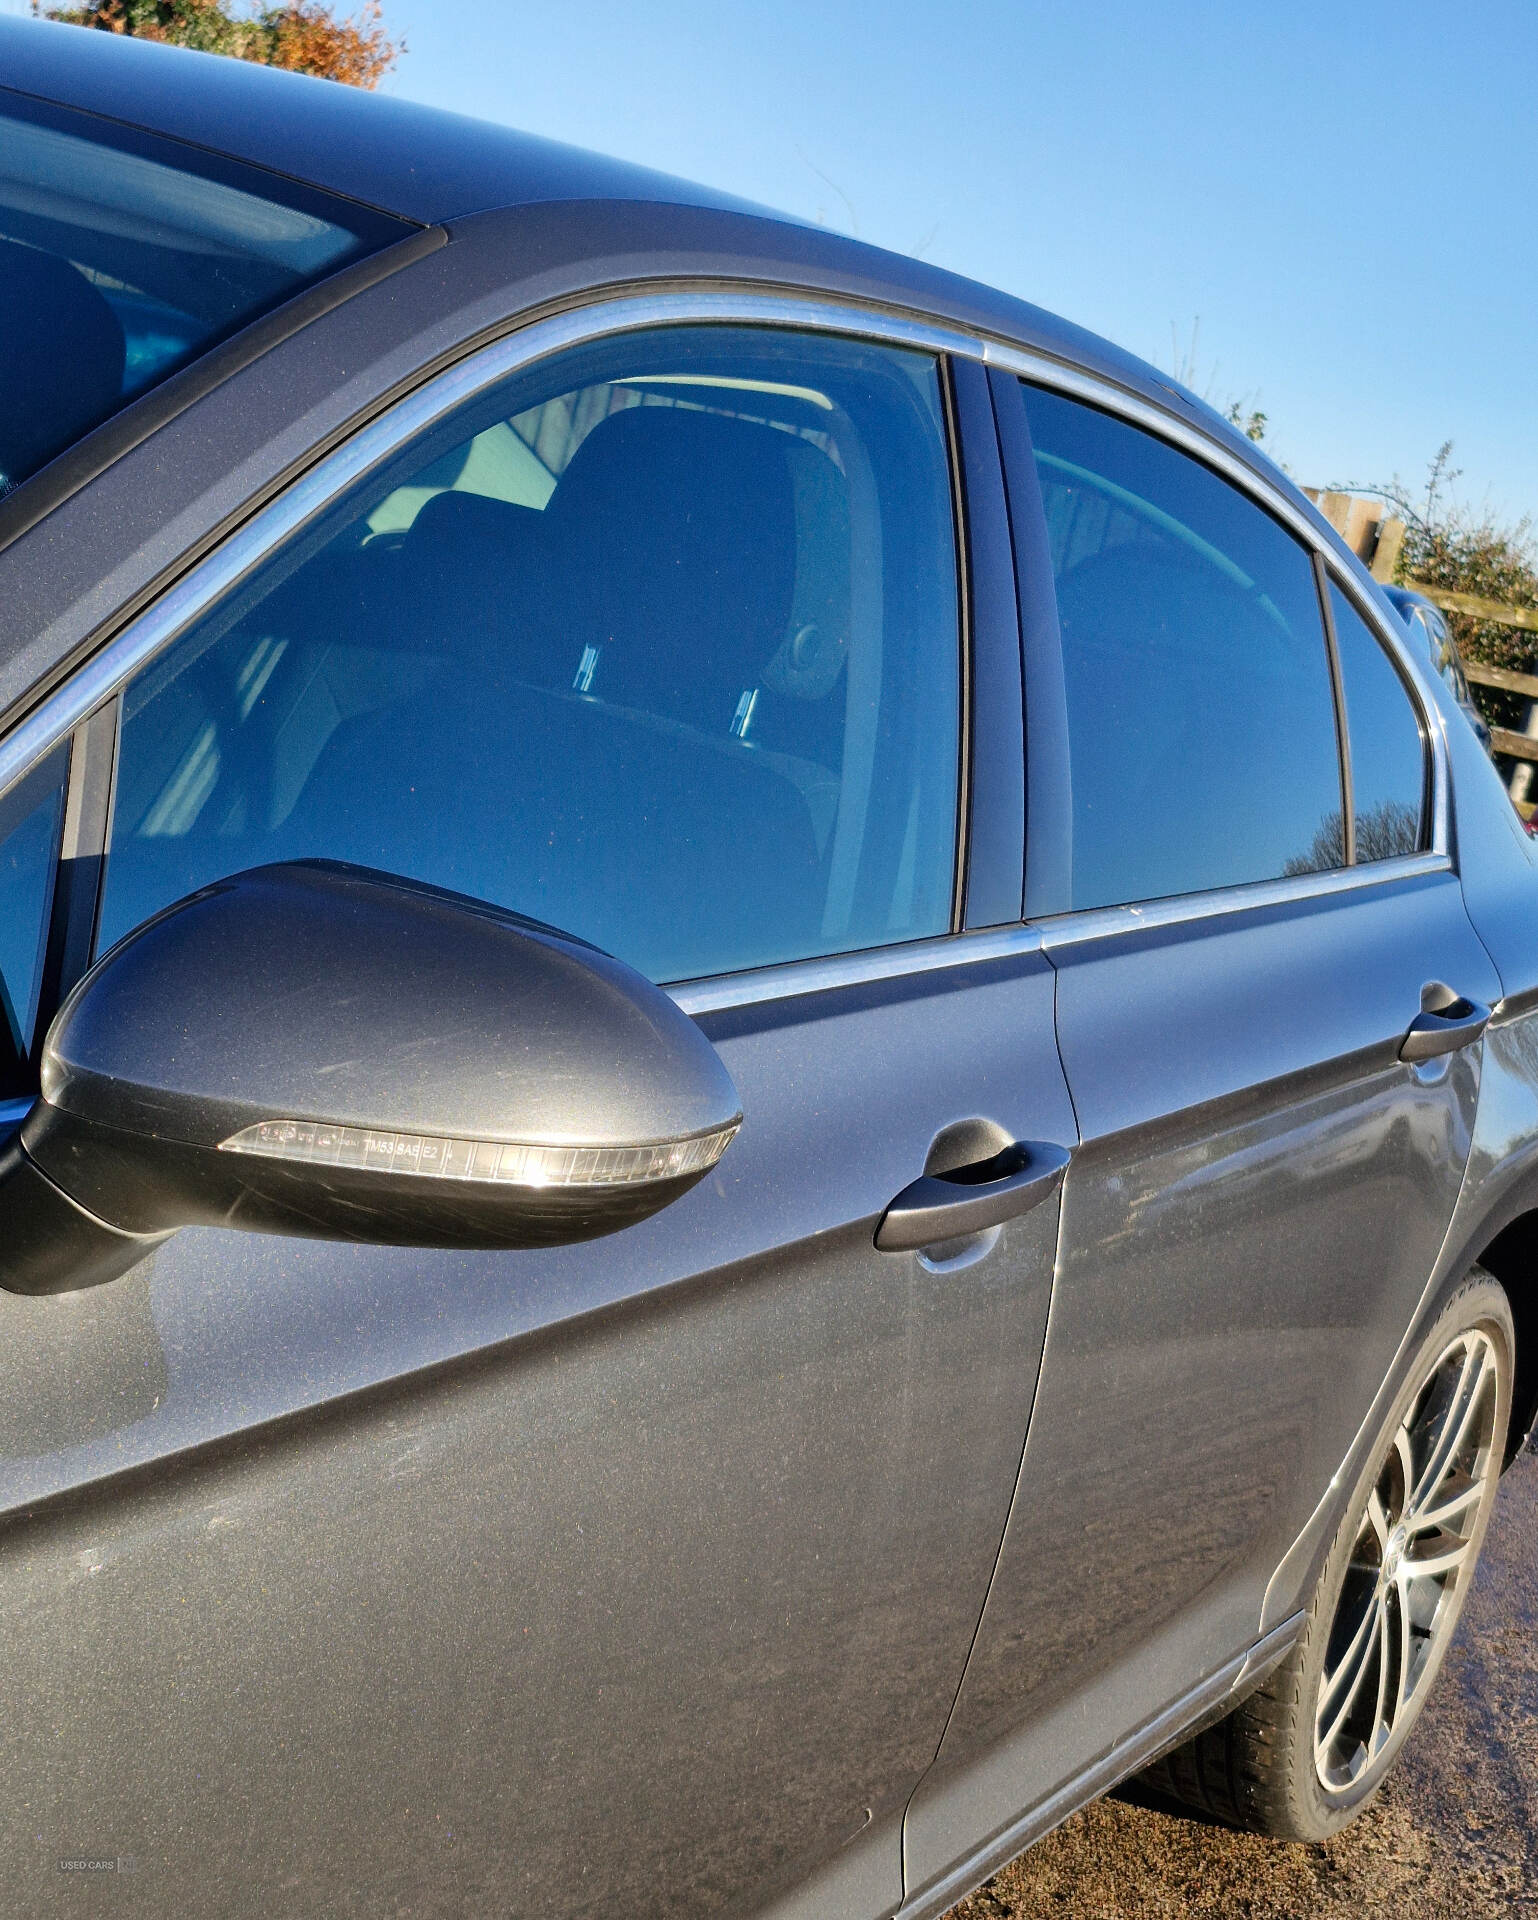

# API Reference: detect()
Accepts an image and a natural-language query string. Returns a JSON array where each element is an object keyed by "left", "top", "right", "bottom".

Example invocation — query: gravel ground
[{"left": 946, "top": 1441, "right": 1538, "bottom": 1920}]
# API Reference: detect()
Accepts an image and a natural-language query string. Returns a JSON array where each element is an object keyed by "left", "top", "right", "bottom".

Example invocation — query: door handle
[
  {"left": 875, "top": 1140, "right": 1072, "bottom": 1253},
  {"left": 1399, "top": 990, "right": 1492, "bottom": 1063}
]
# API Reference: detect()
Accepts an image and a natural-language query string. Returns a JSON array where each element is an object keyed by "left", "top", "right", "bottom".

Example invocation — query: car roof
[
  {"left": 0, "top": 15, "right": 785, "bottom": 227},
  {"left": 0, "top": 16, "right": 1313, "bottom": 522}
]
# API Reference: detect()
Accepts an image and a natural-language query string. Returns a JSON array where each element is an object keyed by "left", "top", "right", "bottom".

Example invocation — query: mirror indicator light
[{"left": 220, "top": 1118, "right": 738, "bottom": 1189}]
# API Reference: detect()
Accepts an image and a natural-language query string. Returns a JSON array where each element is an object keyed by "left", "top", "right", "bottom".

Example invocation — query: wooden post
[
  {"left": 1303, "top": 489, "right": 1402, "bottom": 578},
  {"left": 1369, "top": 517, "right": 1404, "bottom": 582}
]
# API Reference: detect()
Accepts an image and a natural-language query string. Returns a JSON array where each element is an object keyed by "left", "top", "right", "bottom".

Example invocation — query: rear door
[
  {"left": 0, "top": 313, "right": 1075, "bottom": 1918},
  {"left": 903, "top": 371, "right": 1499, "bottom": 1897}
]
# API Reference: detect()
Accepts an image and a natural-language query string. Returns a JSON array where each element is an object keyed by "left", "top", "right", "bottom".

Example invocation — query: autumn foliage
[{"left": 37, "top": 0, "right": 401, "bottom": 88}]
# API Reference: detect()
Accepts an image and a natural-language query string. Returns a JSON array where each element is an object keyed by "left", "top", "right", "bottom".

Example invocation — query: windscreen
[{"left": 0, "top": 89, "right": 410, "bottom": 498}]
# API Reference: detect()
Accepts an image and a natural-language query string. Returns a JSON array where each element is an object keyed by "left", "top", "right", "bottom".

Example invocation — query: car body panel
[
  {"left": 903, "top": 869, "right": 1495, "bottom": 1891},
  {"left": 1382, "top": 585, "right": 1492, "bottom": 752},
  {"left": 0, "top": 952, "right": 1075, "bottom": 1914},
  {"left": 1443, "top": 665, "right": 1538, "bottom": 1008},
  {"left": 3, "top": 30, "right": 1538, "bottom": 1918}
]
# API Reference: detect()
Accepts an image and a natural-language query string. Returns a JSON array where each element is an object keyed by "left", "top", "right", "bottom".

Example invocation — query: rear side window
[
  {"left": 0, "top": 745, "right": 67, "bottom": 1098},
  {"left": 1328, "top": 583, "right": 1426, "bottom": 861},
  {"left": 0, "top": 91, "right": 408, "bottom": 499},
  {"left": 97, "top": 325, "right": 962, "bottom": 983},
  {"left": 1022, "top": 383, "right": 1344, "bottom": 910}
]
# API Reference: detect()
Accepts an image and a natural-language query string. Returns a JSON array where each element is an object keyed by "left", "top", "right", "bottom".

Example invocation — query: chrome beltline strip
[
  {"left": 668, "top": 922, "right": 1044, "bottom": 1016},
  {"left": 1033, "top": 852, "right": 1454, "bottom": 956},
  {"left": 668, "top": 852, "right": 1454, "bottom": 1014}
]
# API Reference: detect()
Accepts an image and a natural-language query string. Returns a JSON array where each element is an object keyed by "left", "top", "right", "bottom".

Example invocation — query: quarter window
[
  {"left": 1022, "top": 383, "right": 1346, "bottom": 910},
  {"left": 1328, "top": 583, "right": 1426, "bottom": 861},
  {"left": 97, "top": 327, "right": 962, "bottom": 982}
]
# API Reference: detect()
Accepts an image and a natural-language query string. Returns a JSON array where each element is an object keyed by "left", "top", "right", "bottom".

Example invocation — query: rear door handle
[
  {"left": 1399, "top": 991, "right": 1492, "bottom": 1063},
  {"left": 875, "top": 1140, "right": 1072, "bottom": 1253}
]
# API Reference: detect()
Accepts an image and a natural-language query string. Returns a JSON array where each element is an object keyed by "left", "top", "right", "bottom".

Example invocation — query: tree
[
  {"left": 1343, "top": 443, "right": 1538, "bottom": 735},
  {"left": 1166, "top": 319, "right": 1276, "bottom": 456},
  {"left": 35, "top": 0, "right": 401, "bottom": 88},
  {"left": 1224, "top": 399, "right": 1269, "bottom": 446}
]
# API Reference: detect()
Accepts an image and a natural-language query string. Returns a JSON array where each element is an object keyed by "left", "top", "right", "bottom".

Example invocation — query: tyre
[{"left": 1143, "top": 1269, "right": 1514, "bottom": 1841}]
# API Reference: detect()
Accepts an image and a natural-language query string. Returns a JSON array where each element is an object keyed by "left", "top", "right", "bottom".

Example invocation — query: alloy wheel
[{"left": 1312, "top": 1325, "right": 1503, "bottom": 1793}]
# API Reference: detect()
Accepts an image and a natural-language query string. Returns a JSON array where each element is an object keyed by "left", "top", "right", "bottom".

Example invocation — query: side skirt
[{"left": 893, "top": 1614, "right": 1304, "bottom": 1920}]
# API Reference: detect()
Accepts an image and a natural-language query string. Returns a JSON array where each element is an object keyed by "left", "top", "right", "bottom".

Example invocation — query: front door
[{"left": 0, "top": 317, "right": 1076, "bottom": 1918}]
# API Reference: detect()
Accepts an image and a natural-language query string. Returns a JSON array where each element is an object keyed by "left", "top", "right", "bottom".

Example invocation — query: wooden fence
[
  {"left": 1305, "top": 490, "right": 1538, "bottom": 767},
  {"left": 1410, "top": 592, "right": 1538, "bottom": 763}
]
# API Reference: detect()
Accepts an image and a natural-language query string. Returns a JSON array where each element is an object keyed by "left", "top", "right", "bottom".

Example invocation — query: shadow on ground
[{"left": 946, "top": 1445, "right": 1538, "bottom": 1919}]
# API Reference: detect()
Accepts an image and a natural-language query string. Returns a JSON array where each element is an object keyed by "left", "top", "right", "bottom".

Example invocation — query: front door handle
[
  {"left": 1399, "top": 990, "right": 1492, "bottom": 1063},
  {"left": 875, "top": 1140, "right": 1072, "bottom": 1253}
]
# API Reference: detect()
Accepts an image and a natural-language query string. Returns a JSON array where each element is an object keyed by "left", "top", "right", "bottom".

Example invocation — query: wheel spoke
[
  {"left": 1410, "top": 1474, "right": 1484, "bottom": 1537},
  {"left": 1391, "top": 1574, "right": 1418, "bottom": 1715},
  {"left": 1392, "top": 1424, "right": 1417, "bottom": 1513},
  {"left": 1413, "top": 1339, "right": 1492, "bottom": 1512},
  {"left": 1366, "top": 1487, "right": 1390, "bottom": 1551},
  {"left": 1404, "top": 1536, "right": 1476, "bottom": 1581},
  {"left": 1369, "top": 1598, "right": 1393, "bottom": 1751},
  {"left": 1317, "top": 1593, "right": 1383, "bottom": 1755},
  {"left": 1411, "top": 1342, "right": 1476, "bottom": 1508}
]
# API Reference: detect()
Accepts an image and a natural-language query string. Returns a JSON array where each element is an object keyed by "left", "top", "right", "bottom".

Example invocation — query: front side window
[
  {"left": 1329, "top": 583, "right": 1426, "bottom": 862},
  {"left": 0, "top": 745, "right": 67, "bottom": 1098},
  {"left": 96, "top": 326, "right": 962, "bottom": 983},
  {"left": 1023, "top": 382, "right": 1345, "bottom": 910},
  {"left": 0, "top": 90, "right": 408, "bottom": 498}
]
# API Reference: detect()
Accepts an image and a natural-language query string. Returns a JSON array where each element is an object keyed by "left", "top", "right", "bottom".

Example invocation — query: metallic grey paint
[
  {"left": 0, "top": 954, "right": 1075, "bottom": 1914},
  {"left": 0, "top": 44, "right": 1537, "bottom": 1917},
  {"left": 902, "top": 871, "right": 1497, "bottom": 1895}
]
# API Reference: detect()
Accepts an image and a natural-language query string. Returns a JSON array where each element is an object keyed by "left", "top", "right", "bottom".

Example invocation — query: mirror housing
[{"left": 5, "top": 862, "right": 740, "bottom": 1293}]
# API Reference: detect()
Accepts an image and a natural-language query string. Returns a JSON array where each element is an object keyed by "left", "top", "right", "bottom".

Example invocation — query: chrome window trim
[
  {"left": 1031, "top": 851, "right": 1454, "bottom": 957},
  {"left": 668, "top": 922, "right": 1044, "bottom": 1017},
  {"left": 1319, "top": 557, "right": 1450, "bottom": 852},
  {"left": 983, "top": 339, "right": 1329, "bottom": 544},
  {"left": 0, "top": 293, "right": 980, "bottom": 807},
  {"left": 0, "top": 286, "right": 1450, "bottom": 1020},
  {"left": 982, "top": 339, "right": 1452, "bottom": 861}
]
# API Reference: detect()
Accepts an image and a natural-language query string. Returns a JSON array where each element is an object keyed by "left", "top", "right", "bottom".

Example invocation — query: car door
[
  {"left": 902, "top": 371, "right": 1501, "bottom": 1899},
  {"left": 0, "top": 312, "right": 1077, "bottom": 1919}
]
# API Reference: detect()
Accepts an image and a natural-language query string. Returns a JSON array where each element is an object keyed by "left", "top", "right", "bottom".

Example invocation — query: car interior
[{"left": 97, "top": 355, "right": 961, "bottom": 982}]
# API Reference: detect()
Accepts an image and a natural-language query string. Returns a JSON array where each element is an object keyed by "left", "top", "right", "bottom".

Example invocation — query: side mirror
[{"left": 3, "top": 863, "right": 741, "bottom": 1294}]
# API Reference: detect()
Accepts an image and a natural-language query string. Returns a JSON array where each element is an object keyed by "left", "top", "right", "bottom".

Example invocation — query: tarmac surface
[{"left": 946, "top": 1440, "right": 1538, "bottom": 1919}]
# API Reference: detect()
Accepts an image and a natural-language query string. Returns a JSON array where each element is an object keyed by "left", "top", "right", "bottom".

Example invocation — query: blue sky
[
  {"left": 372, "top": 0, "right": 1536, "bottom": 527},
  {"left": 12, "top": 1, "right": 1537, "bottom": 525}
]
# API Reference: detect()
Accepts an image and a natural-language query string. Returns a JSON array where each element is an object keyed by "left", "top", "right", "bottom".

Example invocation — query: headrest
[
  {"left": 0, "top": 239, "right": 125, "bottom": 490},
  {"left": 408, "top": 487, "right": 544, "bottom": 557},
  {"left": 544, "top": 404, "right": 796, "bottom": 649}
]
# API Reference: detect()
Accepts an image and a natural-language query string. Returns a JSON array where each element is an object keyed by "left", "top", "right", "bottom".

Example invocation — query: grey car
[{"left": 1, "top": 20, "right": 1536, "bottom": 1919}]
